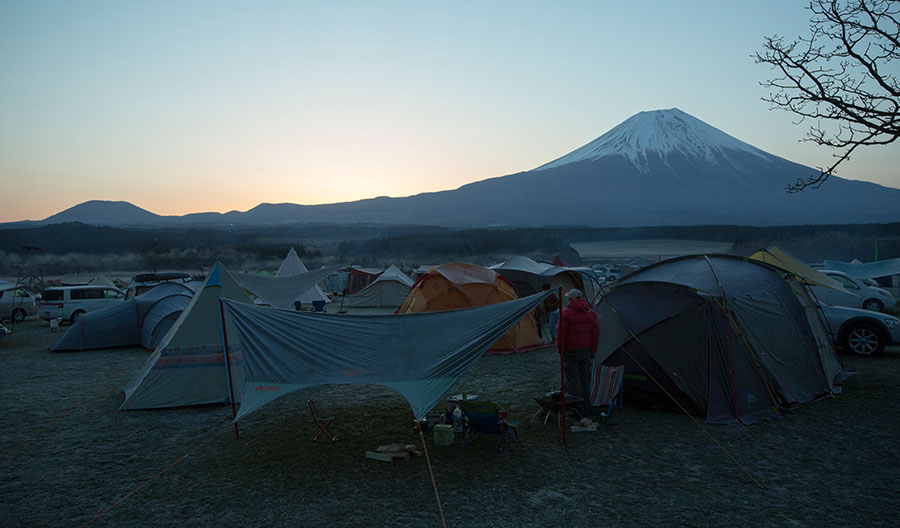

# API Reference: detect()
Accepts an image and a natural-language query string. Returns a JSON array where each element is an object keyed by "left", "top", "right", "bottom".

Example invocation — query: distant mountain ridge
[
  {"left": 16, "top": 108, "right": 900, "bottom": 228},
  {"left": 42, "top": 200, "right": 165, "bottom": 225}
]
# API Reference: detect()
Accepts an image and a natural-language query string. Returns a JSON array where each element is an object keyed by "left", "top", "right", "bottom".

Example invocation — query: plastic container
[
  {"left": 434, "top": 424, "right": 453, "bottom": 446},
  {"left": 600, "top": 412, "right": 608, "bottom": 424},
  {"left": 452, "top": 406, "right": 463, "bottom": 433}
]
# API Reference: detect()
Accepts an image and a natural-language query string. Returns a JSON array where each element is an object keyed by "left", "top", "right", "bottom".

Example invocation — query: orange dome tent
[{"left": 397, "top": 262, "right": 542, "bottom": 354}]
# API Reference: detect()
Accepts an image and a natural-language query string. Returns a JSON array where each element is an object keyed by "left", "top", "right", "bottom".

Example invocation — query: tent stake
[{"left": 217, "top": 298, "right": 240, "bottom": 440}]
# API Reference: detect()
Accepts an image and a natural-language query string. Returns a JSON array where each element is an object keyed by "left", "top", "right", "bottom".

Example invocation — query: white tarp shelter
[
  {"left": 276, "top": 247, "right": 330, "bottom": 306},
  {"left": 823, "top": 257, "right": 900, "bottom": 280}
]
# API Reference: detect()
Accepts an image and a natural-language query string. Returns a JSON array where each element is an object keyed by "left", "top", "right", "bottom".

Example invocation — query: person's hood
[{"left": 566, "top": 297, "right": 592, "bottom": 313}]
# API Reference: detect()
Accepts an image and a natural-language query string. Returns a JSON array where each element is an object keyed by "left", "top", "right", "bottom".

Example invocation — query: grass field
[
  {"left": 571, "top": 239, "right": 734, "bottom": 261},
  {"left": 1, "top": 318, "right": 898, "bottom": 527}
]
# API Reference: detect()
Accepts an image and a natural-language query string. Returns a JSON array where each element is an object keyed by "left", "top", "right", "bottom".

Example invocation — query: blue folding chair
[{"left": 458, "top": 400, "right": 518, "bottom": 451}]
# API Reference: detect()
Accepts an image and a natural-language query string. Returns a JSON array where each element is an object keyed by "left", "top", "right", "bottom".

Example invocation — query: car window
[
  {"left": 827, "top": 274, "right": 858, "bottom": 289},
  {"left": 103, "top": 289, "right": 123, "bottom": 299},
  {"left": 43, "top": 289, "right": 63, "bottom": 301},
  {"left": 70, "top": 289, "right": 85, "bottom": 300},
  {"left": 83, "top": 288, "right": 104, "bottom": 299}
]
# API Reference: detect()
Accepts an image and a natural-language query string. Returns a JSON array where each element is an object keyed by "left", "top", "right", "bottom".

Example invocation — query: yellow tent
[
  {"left": 748, "top": 246, "right": 845, "bottom": 291},
  {"left": 397, "top": 262, "right": 542, "bottom": 353}
]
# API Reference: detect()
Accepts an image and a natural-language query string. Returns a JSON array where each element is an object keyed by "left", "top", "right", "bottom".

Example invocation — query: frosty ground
[{"left": 1, "top": 318, "right": 898, "bottom": 527}]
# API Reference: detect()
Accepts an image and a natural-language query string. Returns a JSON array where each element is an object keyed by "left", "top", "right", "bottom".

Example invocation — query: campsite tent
[
  {"left": 597, "top": 255, "right": 846, "bottom": 424},
  {"left": 397, "top": 262, "right": 542, "bottom": 353},
  {"left": 51, "top": 281, "right": 196, "bottom": 352},
  {"left": 749, "top": 245, "right": 845, "bottom": 290},
  {"left": 87, "top": 275, "right": 119, "bottom": 289},
  {"left": 121, "top": 262, "right": 342, "bottom": 409},
  {"left": 276, "top": 247, "right": 330, "bottom": 306},
  {"left": 220, "top": 291, "right": 551, "bottom": 421},
  {"left": 321, "top": 266, "right": 382, "bottom": 295},
  {"left": 120, "top": 263, "right": 254, "bottom": 409},
  {"left": 489, "top": 256, "right": 584, "bottom": 299},
  {"left": 347, "top": 265, "right": 414, "bottom": 308}
]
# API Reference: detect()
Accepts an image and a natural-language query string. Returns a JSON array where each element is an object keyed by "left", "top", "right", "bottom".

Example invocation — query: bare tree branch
[{"left": 755, "top": 0, "right": 900, "bottom": 192}]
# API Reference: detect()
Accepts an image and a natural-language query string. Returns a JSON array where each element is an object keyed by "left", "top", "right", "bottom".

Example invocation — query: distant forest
[{"left": 0, "top": 221, "right": 897, "bottom": 276}]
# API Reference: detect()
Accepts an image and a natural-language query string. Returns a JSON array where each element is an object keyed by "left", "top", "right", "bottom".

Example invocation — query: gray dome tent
[
  {"left": 596, "top": 255, "right": 846, "bottom": 425},
  {"left": 51, "top": 282, "right": 196, "bottom": 351}
]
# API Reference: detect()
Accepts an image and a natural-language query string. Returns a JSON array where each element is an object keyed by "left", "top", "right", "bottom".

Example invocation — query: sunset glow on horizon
[{"left": 2, "top": 1, "right": 899, "bottom": 223}]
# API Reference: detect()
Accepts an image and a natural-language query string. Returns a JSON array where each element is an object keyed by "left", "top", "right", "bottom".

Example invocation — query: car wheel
[
  {"left": 862, "top": 299, "right": 884, "bottom": 312},
  {"left": 70, "top": 310, "right": 86, "bottom": 324},
  {"left": 843, "top": 323, "right": 886, "bottom": 356},
  {"left": 12, "top": 308, "right": 26, "bottom": 322}
]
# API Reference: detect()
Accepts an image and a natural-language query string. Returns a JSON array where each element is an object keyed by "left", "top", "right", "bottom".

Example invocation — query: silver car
[
  {"left": 819, "top": 304, "right": 900, "bottom": 355},
  {"left": 0, "top": 287, "right": 38, "bottom": 322},
  {"left": 812, "top": 269, "right": 896, "bottom": 312}
]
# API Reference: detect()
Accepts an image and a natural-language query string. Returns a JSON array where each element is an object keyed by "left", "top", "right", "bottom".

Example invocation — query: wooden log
[{"left": 365, "top": 451, "right": 395, "bottom": 462}]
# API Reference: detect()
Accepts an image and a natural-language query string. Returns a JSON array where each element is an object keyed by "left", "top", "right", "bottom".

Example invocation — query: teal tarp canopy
[{"left": 220, "top": 291, "right": 550, "bottom": 421}]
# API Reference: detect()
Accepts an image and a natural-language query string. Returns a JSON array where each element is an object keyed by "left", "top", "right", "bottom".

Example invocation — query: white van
[{"left": 39, "top": 286, "right": 125, "bottom": 323}]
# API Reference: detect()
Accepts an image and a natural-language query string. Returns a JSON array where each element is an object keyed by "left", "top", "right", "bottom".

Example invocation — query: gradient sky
[{"left": 2, "top": 1, "right": 898, "bottom": 222}]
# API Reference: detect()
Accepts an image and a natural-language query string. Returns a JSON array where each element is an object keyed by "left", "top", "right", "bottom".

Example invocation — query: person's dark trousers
[{"left": 564, "top": 348, "right": 593, "bottom": 416}]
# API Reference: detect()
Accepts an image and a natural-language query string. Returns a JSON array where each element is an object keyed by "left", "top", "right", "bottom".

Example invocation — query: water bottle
[{"left": 452, "top": 406, "right": 463, "bottom": 434}]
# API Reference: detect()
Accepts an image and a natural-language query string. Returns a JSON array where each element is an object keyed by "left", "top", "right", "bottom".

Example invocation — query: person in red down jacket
[{"left": 557, "top": 288, "right": 599, "bottom": 416}]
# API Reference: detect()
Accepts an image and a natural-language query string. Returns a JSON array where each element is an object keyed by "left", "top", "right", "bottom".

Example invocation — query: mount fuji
[{"left": 34, "top": 108, "right": 900, "bottom": 227}]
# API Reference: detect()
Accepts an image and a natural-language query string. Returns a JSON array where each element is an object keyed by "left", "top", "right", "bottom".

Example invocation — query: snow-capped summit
[{"left": 535, "top": 108, "right": 770, "bottom": 171}]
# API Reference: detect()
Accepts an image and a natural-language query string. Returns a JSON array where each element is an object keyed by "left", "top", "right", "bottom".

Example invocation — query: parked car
[
  {"left": 819, "top": 304, "right": 900, "bottom": 355},
  {"left": 0, "top": 287, "right": 38, "bottom": 322},
  {"left": 810, "top": 269, "right": 896, "bottom": 312},
  {"left": 39, "top": 286, "right": 125, "bottom": 324}
]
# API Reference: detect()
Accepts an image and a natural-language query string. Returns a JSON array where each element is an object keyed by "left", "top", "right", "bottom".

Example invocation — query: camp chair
[
  {"left": 307, "top": 399, "right": 336, "bottom": 442},
  {"left": 588, "top": 364, "right": 624, "bottom": 418},
  {"left": 312, "top": 300, "right": 326, "bottom": 312},
  {"left": 458, "top": 400, "right": 518, "bottom": 451}
]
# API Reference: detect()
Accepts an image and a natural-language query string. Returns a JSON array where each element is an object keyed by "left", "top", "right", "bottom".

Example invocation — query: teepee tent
[
  {"left": 347, "top": 265, "right": 414, "bottom": 308},
  {"left": 276, "top": 247, "right": 330, "bottom": 306},
  {"left": 597, "top": 255, "right": 846, "bottom": 424},
  {"left": 120, "top": 263, "right": 253, "bottom": 409},
  {"left": 397, "top": 262, "right": 542, "bottom": 353},
  {"left": 87, "top": 275, "right": 119, "bottom": 289}
]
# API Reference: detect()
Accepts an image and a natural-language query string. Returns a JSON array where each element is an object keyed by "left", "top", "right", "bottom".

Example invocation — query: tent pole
[
  {"left": 558, "top": 286, "right": 567, "bottom": 446},
  {"left": 217, "top": 298, "right": 240, "bottom": 440}
]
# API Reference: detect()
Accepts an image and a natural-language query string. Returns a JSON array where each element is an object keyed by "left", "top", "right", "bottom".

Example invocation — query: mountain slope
[
  {"left": 43, "top": 200, "right": 163, "bottom": 226},
  {"left": 33, "top": 109, "right": 900, "bottom": 227}
]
